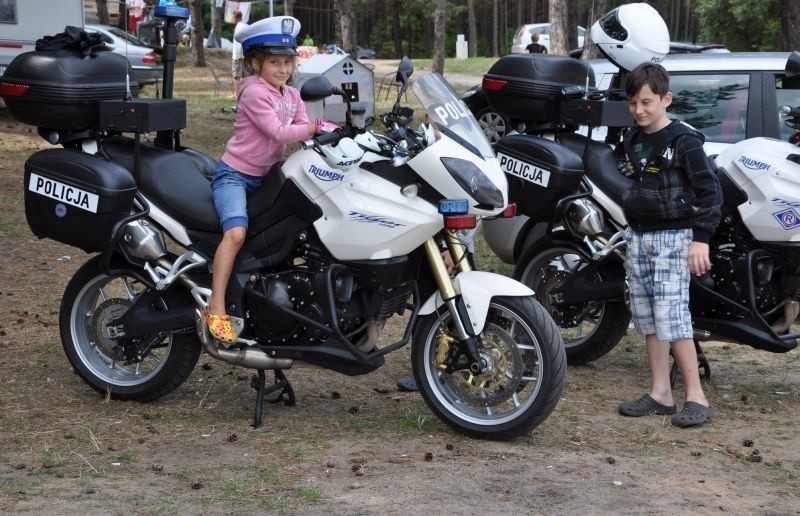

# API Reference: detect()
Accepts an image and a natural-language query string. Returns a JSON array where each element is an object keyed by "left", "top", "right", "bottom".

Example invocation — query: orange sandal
[{"left": 202, "top": 308, "right": 237, "bottom": 344}]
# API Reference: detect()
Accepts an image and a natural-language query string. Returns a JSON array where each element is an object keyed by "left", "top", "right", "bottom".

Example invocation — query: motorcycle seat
[
  {"left": 102, "top": 136, "right": 222, "bottom": 232},
  {"left": 558, "top": 132, "right": 634, "bottom": 208}
]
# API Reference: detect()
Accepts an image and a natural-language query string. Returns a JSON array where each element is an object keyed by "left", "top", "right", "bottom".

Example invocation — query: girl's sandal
[{"left": 202, "top": 308, "right": 237, "bottom": 344}]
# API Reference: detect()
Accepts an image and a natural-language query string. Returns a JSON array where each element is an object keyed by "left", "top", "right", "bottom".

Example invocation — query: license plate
[{"left": 497, "top": 152, "right": 551, "bottom": 188}]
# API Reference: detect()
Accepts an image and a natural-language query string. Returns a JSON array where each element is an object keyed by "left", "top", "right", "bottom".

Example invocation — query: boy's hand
[{"left": 688, "top": 241, "right": 711, "bottom": 276}]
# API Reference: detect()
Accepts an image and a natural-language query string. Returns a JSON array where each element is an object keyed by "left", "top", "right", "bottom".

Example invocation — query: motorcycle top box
[
  {"left": 495, "top": 134, "right": 584, "bottom": 221},
  {"left": 0, "top": 49, "right": 139, "bottom": 131},
  {"left": 24, "top": 149, "right": 137, "bottom": 253},
  {"left": 481, "top": 54, "right": 595, "bottom": 122}
]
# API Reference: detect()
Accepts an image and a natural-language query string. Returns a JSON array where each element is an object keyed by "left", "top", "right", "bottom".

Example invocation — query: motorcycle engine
[
  {"left": 697, "top": 215, "right": 781, "bottom": 316},
  {"left": 245, "top": 269, "right": 363, "bottom": 343}
]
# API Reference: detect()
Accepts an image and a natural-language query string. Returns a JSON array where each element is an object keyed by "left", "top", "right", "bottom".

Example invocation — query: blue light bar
[{"left": 438, "top": 199, "right": 469, "bottom": 215}]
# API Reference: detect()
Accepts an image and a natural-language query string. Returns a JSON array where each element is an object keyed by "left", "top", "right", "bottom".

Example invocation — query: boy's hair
[
  {"left": 626, "top": 62, "right": 670, "bottom": 98},
  {"left": 233, "top": 10, "right": 242, "bottom": 22},
  {"left": 531, "top": 32, "right": 540, "bottom": 43}
]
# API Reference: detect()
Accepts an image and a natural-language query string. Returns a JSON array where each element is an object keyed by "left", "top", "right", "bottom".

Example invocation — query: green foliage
[{"left": 695, "top": 0, "right": 781, "bottom": 51}]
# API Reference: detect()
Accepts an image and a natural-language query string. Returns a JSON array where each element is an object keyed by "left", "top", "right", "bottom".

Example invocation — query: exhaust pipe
[{"left": 194, "top": 310, "right": 293, "bottom": 370}]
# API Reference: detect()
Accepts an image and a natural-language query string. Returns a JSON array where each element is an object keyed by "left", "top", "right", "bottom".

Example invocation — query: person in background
[
  {"left": 125, "top": 0, "right": 146, "bottom": 35},
  {"left": 302, "top": 33, "right": 315, "bottom": 46},
  {"left": 617, "top": 62, "right": 721, "bottom": 427},
  {"left": 231, "top": 10, "right": 247, "bottom": 99},
  {"left": 203, "top": 16, "right": 329, "bottom": 344},
  {"left": 526, "top": 32, "right": 547, "bottom": 54}
]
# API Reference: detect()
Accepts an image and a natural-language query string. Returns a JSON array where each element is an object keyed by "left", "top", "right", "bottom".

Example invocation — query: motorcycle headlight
[{"left": 440, "top": 157, "right": 504, "bottom": 209}]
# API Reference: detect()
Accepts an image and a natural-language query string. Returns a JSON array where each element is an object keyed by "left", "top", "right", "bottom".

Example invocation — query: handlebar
[{"left": 311, "top": 126, "right": 357, "bottom": 147}]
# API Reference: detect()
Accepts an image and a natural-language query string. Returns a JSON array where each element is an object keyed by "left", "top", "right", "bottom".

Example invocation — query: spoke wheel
[
  {"left": 413, "top": 296, "right": 566, "bottom": 440},
  {"left": 516, "top": 239, "right": 629, "bottom": 365},
  {"left": 60, "top": 256, "right": 201, "bottom": 401}
]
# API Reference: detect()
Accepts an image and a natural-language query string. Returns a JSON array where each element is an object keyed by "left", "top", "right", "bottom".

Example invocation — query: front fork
[{"left": 423, "top": 232, "right": 484, "bottom": 374}]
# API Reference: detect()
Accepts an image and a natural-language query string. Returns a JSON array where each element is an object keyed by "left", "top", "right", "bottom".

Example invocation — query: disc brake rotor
[
  {"left": 443, "top": 324, "right": 523, "bottom": 406},
  {"left": 91, "top": 298, "right": 133, "bottom": 361}
]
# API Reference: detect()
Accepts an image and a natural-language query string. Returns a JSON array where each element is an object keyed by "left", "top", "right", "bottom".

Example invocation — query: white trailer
[{"left": 0, "top": 0, "right": 85, "bottom": 75}]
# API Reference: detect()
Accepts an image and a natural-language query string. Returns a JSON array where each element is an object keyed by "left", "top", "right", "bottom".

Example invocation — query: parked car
[
  {"left": 324, "top": 43, "right": 376, "bottom": 59},
  {"left": 84, "top": 24, "right": 163, "bottom": 87},
  {"left": 510, "top": 23, "right": 586, "bottom": 54},
  {"left": 463, "top": 52, "right": 800, "bottom": 153}
]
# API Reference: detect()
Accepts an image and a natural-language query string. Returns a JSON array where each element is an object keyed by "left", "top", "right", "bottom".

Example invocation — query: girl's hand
[{"left": 306, "top": 121, "right": 316, "bottom": 138}]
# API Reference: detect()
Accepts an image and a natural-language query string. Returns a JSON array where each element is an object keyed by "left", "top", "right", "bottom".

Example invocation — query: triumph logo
[
  {"left": 308, "top": 164, "right": 344, "bottom": 182},
  {"left": 348, "top": 211, "right": 405, "bottom": 229},
  {"left": 738, "top": 155, "right": 770, "bottom": 171}
]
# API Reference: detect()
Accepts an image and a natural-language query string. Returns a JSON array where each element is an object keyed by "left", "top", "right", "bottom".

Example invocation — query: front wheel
[
  {"left": 60, "top": 256, "right": 202, "bottom": 401},
  {"left": 516, "top": 238, "right": 630, "bottom": 365},
  {"left": 412, "top": 296, "right": 566, "bottom": 440}
]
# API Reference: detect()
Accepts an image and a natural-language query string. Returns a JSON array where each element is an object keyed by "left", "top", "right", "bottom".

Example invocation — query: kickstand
[
  {"left": 669, "top": 340, "right": 711, "bottom": 389},
  {"left": 250, "top": 369, "right": 295, "bottom": 429}
]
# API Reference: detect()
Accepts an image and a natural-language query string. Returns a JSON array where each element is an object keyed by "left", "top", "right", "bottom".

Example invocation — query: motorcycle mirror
[
  {"left": 396, "top": 56, "right": 413, "bottom": 84},
  {"left": 300, "top": 76, "right": 337, "bottom": 102},
  {"left": 785, "top": 51, "right": 800, "bottom": 78}
]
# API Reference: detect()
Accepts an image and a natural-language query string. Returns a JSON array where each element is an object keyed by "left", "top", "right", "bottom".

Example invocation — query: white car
[
  {"left": 510, "top": 23, "right": 585, "bottom": 54},
  {"left": 84, "top": 24, "right": 163, "bottom": 86}
]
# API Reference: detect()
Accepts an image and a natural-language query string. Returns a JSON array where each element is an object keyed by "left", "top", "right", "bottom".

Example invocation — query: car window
[
  {"left": 775, "top": 75, "right": 800, "bottom": 142},
  {"left": 667, "top": 73, "right": 750, "bottom": 144}
]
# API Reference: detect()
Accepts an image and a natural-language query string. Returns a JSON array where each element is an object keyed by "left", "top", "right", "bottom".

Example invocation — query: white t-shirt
[{"left": 232, "top": 21, "right": 247, "bottom": 60}]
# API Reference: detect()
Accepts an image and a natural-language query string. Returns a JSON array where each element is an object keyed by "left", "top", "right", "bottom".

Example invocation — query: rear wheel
[
  {"left": 60, "top": 256, "right": 201, "bottom": 401},
  {"left": 515, "top": 239, "right": 630, "bottom": 365},
  {"left": 412, "top": 296, "right": 566, "bottom": 441}
]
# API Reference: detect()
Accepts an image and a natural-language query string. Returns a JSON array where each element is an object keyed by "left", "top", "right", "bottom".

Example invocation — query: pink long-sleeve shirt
[{"left": 220, "top": 75, "right": 310, "bottom": 177}]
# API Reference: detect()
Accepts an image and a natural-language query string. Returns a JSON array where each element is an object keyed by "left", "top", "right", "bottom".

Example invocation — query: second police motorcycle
[{"left": 481, "top": 3, "right": 800, "bottom": 377}]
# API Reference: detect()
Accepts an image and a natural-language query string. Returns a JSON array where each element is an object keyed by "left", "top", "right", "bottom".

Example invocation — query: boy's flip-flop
[
  {"left": 396, "top": 376, "right": 418, "bottom": 392},
  {"left": 671, "top": 402, "right": 714, "bottom": 427},
  {"left": 619, "top": 394, "right": 677, "bottom": 417}
]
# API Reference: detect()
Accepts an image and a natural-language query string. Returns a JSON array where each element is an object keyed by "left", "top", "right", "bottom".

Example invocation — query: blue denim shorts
[
  {"left": 624, "top": 227, "right": 693, "bottom": 342},
  {"left": 211, "top": 161, "right": 263, "bottom": 232}
]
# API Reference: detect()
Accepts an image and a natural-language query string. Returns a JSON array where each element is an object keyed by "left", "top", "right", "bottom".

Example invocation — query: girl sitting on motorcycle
[{"left": 204, "top": 16, "right": 320, "bottom": 343}]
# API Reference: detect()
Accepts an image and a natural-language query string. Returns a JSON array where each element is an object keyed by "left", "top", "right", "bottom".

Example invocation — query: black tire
[
  {"left": 515, "top": 236, "right": 630, "bottom": 365},
  {"left": 60, "top": 256, "right": 201, "bottom": 401},
  {"left": 412, "top": 296, "right": 566, "bottom": 440},
  {"left": 475, "top": 106, "right": 510, "bottom": 145}
]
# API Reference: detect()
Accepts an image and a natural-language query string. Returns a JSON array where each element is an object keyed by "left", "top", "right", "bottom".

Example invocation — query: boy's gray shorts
[{"left": 624, "top": 228, "right": 694, "bottom": 342}]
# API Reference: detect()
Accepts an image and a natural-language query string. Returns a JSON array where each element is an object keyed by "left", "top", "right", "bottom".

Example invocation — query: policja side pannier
[{"left": 24, "top": 149, "right": 137, "bottom": 253}]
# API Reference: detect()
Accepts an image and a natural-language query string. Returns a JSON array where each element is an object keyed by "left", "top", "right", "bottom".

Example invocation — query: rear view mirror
[{"left": 300, "top": 75, "right": 336, "bottom": 102}]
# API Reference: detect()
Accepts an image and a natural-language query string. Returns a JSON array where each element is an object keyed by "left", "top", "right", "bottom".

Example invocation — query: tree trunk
[
  {"left": 548, "top": 0, "right": 568, "bottom": 55},
  {"left": 491, "top": 0, "right": 498, "bottom": 57},
  {"left": 432, "top": 0, "right": 446, "bottom": 74},
  {"left": 189, "top": 0, "right": 206, "bottom": 67},
  {"left": 567, "top": 0, "right": 578, "bottom": 51},
  {"left": 781, "top": 0, "right": 800, "bottom": 51},
  {"left": 209, "top": 3, "right": 223, "bottom": 48},
  {"left": 284, "top": 0, "right": 294, "bottom": 16},
  {"left": 468, "top": 0, "right": 477, "bottom": 58},
  {"left": 392, "top": 0, "right": 402, "bottom": 57},
  {"left": 581, "top": 0, "right": 612, "bottom": 61},
  {"left": 117, "top": 0, "right": 126, "bottom": 30},
  {"left": 334, "top": 0, "right": 356, "bottom": 56},
  {"left": 96, "top": 0, "right": 109, "bottom": 25}
]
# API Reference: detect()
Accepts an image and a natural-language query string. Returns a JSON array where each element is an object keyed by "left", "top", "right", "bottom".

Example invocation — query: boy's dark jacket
[{"left": 621, "top": 120, "right": 722, "bottom": 244}]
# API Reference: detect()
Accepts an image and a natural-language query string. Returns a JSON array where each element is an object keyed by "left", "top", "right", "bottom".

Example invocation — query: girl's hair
[
  {"left": 243, "top": 48, "right": 297, "bottom": 84},
  {"left": 244, "top": 48, "right": 297, "bottom": 84},
  {"left": 626, "top": 62, "right": 670, "bottom": 98}
]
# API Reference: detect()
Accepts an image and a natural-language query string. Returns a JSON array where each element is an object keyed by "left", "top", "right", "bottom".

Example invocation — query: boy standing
[{"left": 618, "top": 63, "right": 722, "bottom": 427}]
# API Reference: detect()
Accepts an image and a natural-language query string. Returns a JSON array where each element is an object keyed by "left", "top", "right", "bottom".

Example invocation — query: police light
[{"left": 438, "top": 199, "right": 469, "bottom": 215}]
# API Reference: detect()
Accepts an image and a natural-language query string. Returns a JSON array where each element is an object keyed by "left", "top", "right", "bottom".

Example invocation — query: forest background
[{"left": 90, "top": 0, "right": 800, "bottom": 72}]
